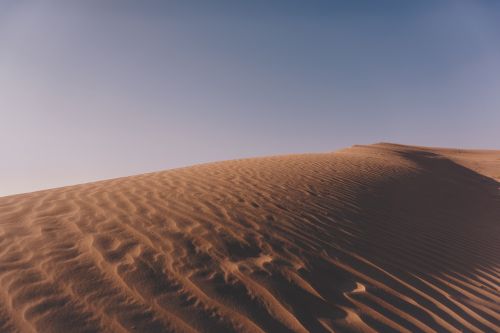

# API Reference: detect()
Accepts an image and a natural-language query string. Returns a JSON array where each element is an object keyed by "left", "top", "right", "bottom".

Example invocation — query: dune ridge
[{"left": 0, "top": 143, "right": 499, "bottom": 333}]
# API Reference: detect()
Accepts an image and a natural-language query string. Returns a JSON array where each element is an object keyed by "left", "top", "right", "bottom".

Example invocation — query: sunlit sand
[{"left": 0, "top": 143, "right": 499, "bottom": 332}]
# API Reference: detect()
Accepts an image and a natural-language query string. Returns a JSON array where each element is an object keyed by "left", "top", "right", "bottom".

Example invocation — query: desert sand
[{"left": 0, "top": 143, "right": 499, "bottom": 333}]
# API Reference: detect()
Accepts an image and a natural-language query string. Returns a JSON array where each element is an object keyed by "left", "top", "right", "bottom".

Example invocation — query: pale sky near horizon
[{"left": 1, "top": 0, "right": 500, "bottom": 196}]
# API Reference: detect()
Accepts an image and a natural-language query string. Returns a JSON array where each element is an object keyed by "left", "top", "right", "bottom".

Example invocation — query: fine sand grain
[{"left": 0, "top": 143, "right": 499, "bottom": 332}]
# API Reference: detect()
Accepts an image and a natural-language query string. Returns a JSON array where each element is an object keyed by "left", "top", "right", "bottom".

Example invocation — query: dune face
[{"left": 0, "top": 143, "right": 499, "bottom": 333}]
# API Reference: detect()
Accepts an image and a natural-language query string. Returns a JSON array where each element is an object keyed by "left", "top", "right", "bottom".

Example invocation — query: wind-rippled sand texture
[{"left": 0, "top": 143, "right": 499, "bottom": 333}]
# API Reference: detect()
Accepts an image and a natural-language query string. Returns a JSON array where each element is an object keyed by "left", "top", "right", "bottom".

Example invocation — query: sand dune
[{"left": 0, "top": 143, "right": 499, "bottom": 333}]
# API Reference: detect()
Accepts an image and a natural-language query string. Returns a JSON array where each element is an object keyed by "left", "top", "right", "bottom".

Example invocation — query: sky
[{"left": 1, "top": 0, "right": 500, "bottom": 196}]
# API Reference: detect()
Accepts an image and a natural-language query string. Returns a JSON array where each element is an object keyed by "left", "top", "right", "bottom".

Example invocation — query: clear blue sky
[{"left": 1, "top": 0, "right": 499, "bottom": 196}]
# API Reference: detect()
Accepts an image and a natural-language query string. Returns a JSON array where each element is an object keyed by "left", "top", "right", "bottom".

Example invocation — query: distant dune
[{"left": 0, "top": 143, "right": 499, "bottom": 333}]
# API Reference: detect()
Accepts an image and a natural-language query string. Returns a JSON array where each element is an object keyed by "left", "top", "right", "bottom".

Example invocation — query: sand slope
[{"left": 0, "top": 143, "right": 499, "bottom": 333}]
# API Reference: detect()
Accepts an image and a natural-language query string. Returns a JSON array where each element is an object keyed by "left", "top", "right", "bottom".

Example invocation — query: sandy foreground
[{"left": 0, "top": 143, "right": 499, "bottom": 333}]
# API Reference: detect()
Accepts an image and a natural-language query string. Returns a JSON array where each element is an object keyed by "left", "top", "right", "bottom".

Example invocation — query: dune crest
[{"left": 0, "top": 143, "right": 499, "bottom": 333}]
